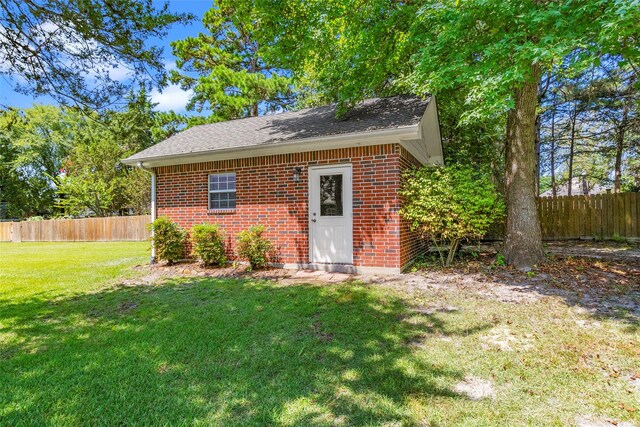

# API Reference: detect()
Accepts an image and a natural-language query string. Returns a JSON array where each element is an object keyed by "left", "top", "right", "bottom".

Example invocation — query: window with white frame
[{"left": 209, "top": 173, "right": 236, "bottom": 210}]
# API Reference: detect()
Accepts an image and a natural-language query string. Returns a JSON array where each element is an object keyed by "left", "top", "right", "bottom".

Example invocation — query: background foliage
[
  {"left": 170, "top": 2, "right": 294, "bottom": 121},
  {"left": 0, "top": 91, "right": 181, "bottom": 219}
]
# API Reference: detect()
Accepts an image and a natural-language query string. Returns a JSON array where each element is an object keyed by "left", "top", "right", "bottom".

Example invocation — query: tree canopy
[
  {"left": 0, "top": 0, "right": 191, "bottom": 109},
  {"left": 170, "top": 2, "right": 293, "bottom": 121},
  {"left": 0, "top": 105, "right": 73, "bottom": 218},
  {"left": 0, "top": 91, "right": 181, "bottom": 219}
]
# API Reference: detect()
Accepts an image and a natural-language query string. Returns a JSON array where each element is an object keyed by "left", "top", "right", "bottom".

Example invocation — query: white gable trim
[{"left": 414, "top": 96, "right": 444, "bottom": 165}]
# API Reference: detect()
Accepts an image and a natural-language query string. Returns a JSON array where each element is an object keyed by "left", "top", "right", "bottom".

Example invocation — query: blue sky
[{"left": 0, "top": 0, "right": 211, "bottom": 114}]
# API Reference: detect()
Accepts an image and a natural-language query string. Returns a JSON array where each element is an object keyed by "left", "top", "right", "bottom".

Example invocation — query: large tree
[
  {"left": 0, "top": 0, "right": 191, "bottom": 109},
  {"left": 237, "top": 0, "right": 639, "bottom": 268},
  {"left": 57, "top": 90, "right": 177, "bottom": 216},
  {"left": 170, "top": 1, "right": 293, "bottom": 120},
  {"left": 0, "top": 105, "right": 74, "bottom": 217},
  {"left": 0, "top": 92, "right": 179, "bottom": 219}
]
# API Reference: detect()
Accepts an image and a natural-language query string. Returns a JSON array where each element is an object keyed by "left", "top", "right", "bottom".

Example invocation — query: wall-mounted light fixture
[{"left": 293, "top": 166, "right": 302, "bottom": 183}]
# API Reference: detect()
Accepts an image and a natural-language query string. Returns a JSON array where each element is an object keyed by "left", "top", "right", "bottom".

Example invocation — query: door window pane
[{"left": 320, "top": 174, "right": 343, "bottom": 216}]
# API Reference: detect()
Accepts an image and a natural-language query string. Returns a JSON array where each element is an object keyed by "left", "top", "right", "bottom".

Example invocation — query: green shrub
[
  {"left": 148, "top": 216, "right": 186, "bottom": 265},
  {"left": 236, "top": 225, "right": 273, "bottom": 270},
  {"left": 191, "top": 223, "right": 227, "bottom": 267},
  {"left": 400, "top": 165, "right": 505, "bottom": 267},
  {"left": 611, "top": 233, "right": 627, "bottom": 244}
]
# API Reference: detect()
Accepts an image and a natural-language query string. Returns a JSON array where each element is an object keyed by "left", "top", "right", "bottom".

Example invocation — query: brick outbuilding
[{"left": 123, "top": 95, "right": 443, "bottom": 273}]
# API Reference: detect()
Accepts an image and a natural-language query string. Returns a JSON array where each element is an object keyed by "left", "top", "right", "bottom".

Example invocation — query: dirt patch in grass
[
  {"left": 480, "top": 325, "right": 535, "bottom": 352},
  {"left": 311, "top": 320, "right": 334, "bottom": 343},
  {"left": 118, "top": 301, "right": 139, "bottom": 312},
  {"left": 454, "top": 375, "right": 495, "bottom": 401},
  {"left": 412, "top": 305, "right": 460, "bottom": 315},
  {"left": 629, "top": 374, "right": 640, "bottom": 395}
]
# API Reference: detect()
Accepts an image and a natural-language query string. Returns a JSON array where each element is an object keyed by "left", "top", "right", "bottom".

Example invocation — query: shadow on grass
[{"left": 0, "top": 278, "right": 487, "bottom": 426}]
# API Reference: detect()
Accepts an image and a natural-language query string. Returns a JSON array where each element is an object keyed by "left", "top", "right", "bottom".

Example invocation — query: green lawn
[{"left": 0, "top": 243, "right": 638, "bottom": 426}]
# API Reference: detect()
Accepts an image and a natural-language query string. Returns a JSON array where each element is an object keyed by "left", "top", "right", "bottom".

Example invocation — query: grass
[{"left": 1, "top": 242, "right": 638, "bottom": 426}]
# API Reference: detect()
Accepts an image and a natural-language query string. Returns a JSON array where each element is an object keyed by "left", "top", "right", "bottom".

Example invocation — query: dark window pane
[
  {"left": 209, "top": 193, "right": 219, "bottom": 209},
  {"left": 209, "top": 191, "right": 236, "bottom": 210},
  {"left": 320, "top": 174, "right": 343, "bottom": 216}
]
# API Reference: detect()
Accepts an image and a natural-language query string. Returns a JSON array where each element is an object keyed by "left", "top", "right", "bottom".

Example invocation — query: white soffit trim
[
  {"left": 422, "top": 96, "right": 445, "bottom": 165},
  {"left": 125, "top": 125, "right": 420, "bottom": 167},
  {"left": 402, "top": 96, "right": 444, "bottom": 166}
]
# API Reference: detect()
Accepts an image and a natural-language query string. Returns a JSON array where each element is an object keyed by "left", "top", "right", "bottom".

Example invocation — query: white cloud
[
  {"left": 150, "top": 84, "right": 192, "bottom": 112},
  {"left": 107, "top": 63, "right": 132, "bottom": 81},
  {"left": 164, "top": 61, "right": 178, "bottom": 72}
]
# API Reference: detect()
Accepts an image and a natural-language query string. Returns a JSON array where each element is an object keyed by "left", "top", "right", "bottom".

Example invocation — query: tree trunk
[
  {"left": 613, "top": 74, "right": 634, "bottom": 192},
  {"left": 614, "top": 131, "right": 624, "bottom": 192},
  {"left": 533, "top": 73, "right": 550, "bottom": 197},
  {"left": 567, "top": 101, "right": 577, "bottom": 196},
  {"left": 534, "top": 113, "right": 541, "bottom": 196},
  {"left": 503, "top": 63, "right": 546, "bottom": 269},
  {"left": 550, "top": 108, "right": 556, "bottom": 197}
]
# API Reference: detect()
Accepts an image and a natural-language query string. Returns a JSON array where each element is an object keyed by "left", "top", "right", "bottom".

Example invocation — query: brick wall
[
  {"left": 398, "top": 146, "right": 427, "bottom": 269},
  {"left": 154, "top": 144, "right": 409, "bottom": 269}
]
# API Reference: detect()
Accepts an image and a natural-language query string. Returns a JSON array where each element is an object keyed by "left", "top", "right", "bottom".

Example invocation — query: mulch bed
[
  {"left": 133, "top": 261, "right": 296, "bottom": 281},
  {"left": 134, "top": 243, "right": 640, "bottom": 300},
  {"left": 433, "top": 252, "right": 640, "bottom": 299}
]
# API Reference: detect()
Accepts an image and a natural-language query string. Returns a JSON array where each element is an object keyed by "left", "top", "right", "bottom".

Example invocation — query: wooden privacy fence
[
  {"left": 538, "top": 192, "right": 639, "bottom": 240},
  {"left": 480, "top": 192, "right": 638, "bottom": 241},
  {"left": 0, "top": 215, "right": 150, "bottom": 242}
]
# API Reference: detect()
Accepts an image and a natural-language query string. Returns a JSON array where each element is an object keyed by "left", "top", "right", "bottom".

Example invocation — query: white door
[{"left": 309, "top": 165, "right": 353, "bottom": 264}]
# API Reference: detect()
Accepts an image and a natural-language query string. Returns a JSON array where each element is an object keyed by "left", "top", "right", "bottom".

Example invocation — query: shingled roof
[{"left": 123, "top": 95, "right": 431, "bottom": 164}]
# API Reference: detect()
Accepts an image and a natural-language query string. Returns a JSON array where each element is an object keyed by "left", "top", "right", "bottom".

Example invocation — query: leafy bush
[
  {"left": 191, "top": 223, "right": 227, "bottom": 267},
  {"left": 148, "top": 216, "right": 186, "bottom": 265},
  {"left": 400, "top": 165, "right": 505, "bottom": 266},
  {"left": 236, "top": 225, "right": 273, "bottom": 270}
]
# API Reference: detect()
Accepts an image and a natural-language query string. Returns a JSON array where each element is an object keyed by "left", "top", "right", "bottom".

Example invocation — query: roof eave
[{"left": 123, "top": 125, "right": 420, "bottom": 168}]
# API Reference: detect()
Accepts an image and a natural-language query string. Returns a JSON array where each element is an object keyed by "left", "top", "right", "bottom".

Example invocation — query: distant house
[
  {"left": 123, "top": 95, "right": 444, "bottom": 273},
  {"left": 540, "top": 175, "right": 612, "bottom": 198}
]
